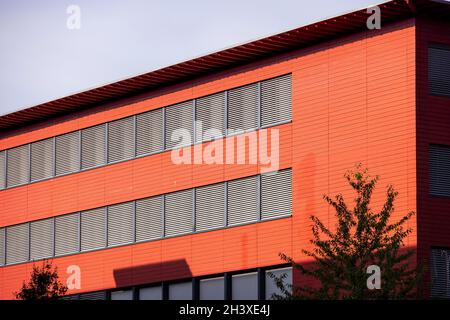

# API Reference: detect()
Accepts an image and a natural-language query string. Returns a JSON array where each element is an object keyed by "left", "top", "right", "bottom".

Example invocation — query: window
[
  {"left": 227, "top": 176, "right": 259, "bottom": 226},
  {"left": 228, "top": 83, "right": 259, "bottom": 132},
  {"left": 165, "top": 101, "right": 194, "bottom": 149},
  {"left": 429, "top": 44, "right": 450, "bottom": 97},
  {"left": 108, "top": 117, "right": 135, "bottom": 163},
  {"left": 0, "top": 228, "right": 4, "bottom": 266},
  {"left": 136, "top": 109, "right": 164, "bottom": 156},
  {"left": 169, "top": 281, "right": 192, "bottom": 300},
  {"left": 81, "top": 124, "right": 106, "bottom": 170},
  {"left": 265, "top": 267, "right": 292, "bottom": 300},
  {"left": 195, "top": 183, "right": 226, "bottom": 232},
  {"left": 261, "top": 74, "right": 292, "bottom": 127},
  {"left": 30, "top": 218, "right": 54, "bottom": 260},
  {"left": 429, "top": 144, "right": 450, "bottom": 197},
  {"left": 80, "top": 208, "right": 106, "bottom": 252},
  {"left": 6, "top": 223, "right": 29, "bottom": 264},
  {"left": 6, "top": 145, "right": 29, "bottom": 187},
  {"left": 165, "top": 189, "right": 194, "bottom": 237},
  {"left": 0, "top": 151, "right": 6, "bottom": 190},
  {"left": 55, "top": 213, "right": 79, "bottom": 256},
  {"left": 195, "top": 92, "right": 226, "bottom": 141},
  {"left": 200, "top": 277, "right": 224, "bottom": 300},
  {"left": 232, "top": 272, "right": 258, "bottom": 300},
  {"left": 135, "top": 196, "right": 163, "bottom": 242},
  {"left": 431, "top": 248, "right": 450, "bottom": 299},
  {"left": 139, "top": 286, "right": 162, "bottom": 300},
  {"left": 30, "top": 138, "right": 54, "bottom": 182},
  {"left": 261, "top": 169, "right": 292, "bottom": 220},
  {"left": 111, "top": 289, "right": 133, "bottom": 300},
  {"left": 55, "top": 131, "right": 80, "bottom": 176},
  {"left": 79, "top": 291, "right": 107, "bottom": 300},
  {"left": 107, "top": 202, "right": 134, "bottom": 247}
]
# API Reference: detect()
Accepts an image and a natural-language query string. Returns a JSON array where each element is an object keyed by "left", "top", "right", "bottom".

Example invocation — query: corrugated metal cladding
[
  {"left": 30, "top": 218, "right": 54, "bottom": 260},
  {"left": 165, "top": 189, "right": 194, "bottom": 237},
  {"left": 107, "top": 202, "right": 134, "bottom": 247},
  {"left": 81, "top": 124, "right": 106, "bottom": 170},
  {"left": 261, "top": 74, "right": 292, "bottom": 127},
  {"left": 165, "top": 101, "right": 194, "bottom": 149},
  {"left": 6, "top": 145, "right": 29, "bottom": 188},
  {"left": 429, "top": 44, "right": 450, "bottom": 97},
  {"left": 80, "top": 208, "right": 106, "bottom": 252},
  {"left": 135, "top": 196, "right": 163, "bottom": 242},
  {"left": 136, "top": 108, "right": 164, "bottom": 156},
  {"left": 55, "top": 131, "right": 80, "bottom": 176},
  {"left": 196, "top": 92, "right": 226, "bottom": 141},
  {"left": 195, "top": 183, "right": 226, "bottom": 232},
  {"left": 6, "top": 223, "right": 29, "bottom": 265},
  {"left": 261, "top": 170, "right": 292, "bottom": 220},
  {"left": 55, "top": 213, "right": 79, "bottom": 256},
  {"left": 227, "top": 83, "right": 259, "bottom": 132},
  {"left": 429, "top": 144, "right": 450, "bottom": 197},
  {"left": 431, "top": 248, "right": 450, "bottom": 299},
  {"left": 0, "top": 151, "right": 5, "bottom": 190},
  {"left": 30, "top": 138, "right": 54, "bottom": 182},
  {"left": 227, "top": 175, "right": 259, "bottom": 226},
  {"left": 108, "top": 117, "right": 135, "bottom": 163},
  {"left": 0, "top": 228, "right": 4, "bottom": 266}
]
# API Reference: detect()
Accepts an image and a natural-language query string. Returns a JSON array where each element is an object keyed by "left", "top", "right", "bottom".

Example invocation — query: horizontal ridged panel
[
  {"left": 0, "top": 228, "right": 4, "bottom": 266},
  {"left": 165, "top": 189, "right": 194, "bottom": 237},
  {"left": 30, "top": 218, "right": 54, "bottom": 260},
  {"left": 6, "top": 145, "right": 29, "bottom": 187},
  {"left": 429, "top": 144, "right": 450, "bottom": 197},
  {"left": 108, "top": 117, "right": 135, "bottom": 163},
  {"left": 228, "top": 83, "right": 258, "bottom": 132},
  {"left": 261, "top": 74, "right": 292, "bottom": 127},
  {"left": 429, "top": 46, "right": 450, "bottom": 97},
  {"left": 107, "top": 202, "right": 134, "bottom": 247},
  {"left": 136, "top": 109, "right": 164, "bottom": 156},
  {"left": 55, "top": 131, "right": 80, "bottom": 176},
  {"left": 55, "top": 213, "right": 79, "bottom": 256},
  {"left": 6, "top": 223, "right": 29, "bottom": 265},
  {"left": 261, "top": 169, "right": 292, "bottom": 220},
  {"left": 79, "top": 291, "right": 107, "bottom": 300},
  {"left": 136, "top": 196, "right": 163, "bottom": 242},
  {"left": 227, "top": 176, "right": 259, "bottom": 226},
  {"left": 195, "top": 183, "right": 226, "bottom": 232},
  {"left": 0, "top": 151, "right": 5, "bottom": 190},
  {"left": 30, "top": 138, "right": 54, "bottom": 182},
  {"left": 165, "top": 101, "right": 194, "bottom": 149},
  {"left": 81, "top": 124, "right": 106, "bottom": 170},
  {"left": 431, "top": 248, "right": 450, "bottom": 299},
  {"left": 80, "top": 208, "right": 106, "bottom": 252},
  {"left": 196, "top": 92, "right": 225, "bottom": 141}
]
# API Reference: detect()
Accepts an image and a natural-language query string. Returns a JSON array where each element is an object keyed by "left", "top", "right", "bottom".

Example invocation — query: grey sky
[{"left": 0, "top": 0, "right": 380, "bottom": 115}]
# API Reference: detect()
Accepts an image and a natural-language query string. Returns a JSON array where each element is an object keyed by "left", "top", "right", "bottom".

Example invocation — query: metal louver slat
[
  {"left": 429, "top": 46, "right": 450, "bottom": 97},
  {"left": 30, "top": 138, "right": 54, "bottom": 182},
  {"left": 0, "top": 151, "right": 5, "bottom": 190},
  {"left": 0, "top": 228, "right": 4, "bottom": 266},
  {"left": 165, "top": 189, "right": 194, "bottom": 237},
  {"left": 136, "top": 109, "right": 164, "bottom": 156},
  {"left": 228, "top": 83, "right": 258, "bottom": 132},
  {"left": 80, "top": 208, "right": 106, "bottom": 252},
  {"left": 429, "top": 144, "right": 450, "bottom": 197},
  {"left": 30, "top": 218, "right": 54, "bottom": 260},
  {"left": 108, "top": 117, "right": 135, "bottom": 163},
  {"left": 135, "top": 196, "right": 163, "bottom": 242},
  {"left": 261, "top": 74, "right": 292, "bottom": 127},
  {"left": 107, "top": 202, "right": 134, "bottom": 247},
  {"left": 261, "top": 169, "right": 292, "bottom": 220},
  {"left": 6, "top": 145, "right": 29, "bottom": 187},
  {"left": 431, "top": 248, "right": 450, "bottom": 299},
  {"left": 165, "top": 101, "right": 194, "bottom": 149},
  {"left": 79, "top": 291, "right": 107, "bottom": 300},
  {"left": 81, "top": 124, "right": 106, "bottom": 170},
  {"left": 227, "top": 176, "right": 259, "bottom": 226},
  {"left": 195, "top": 92, "right": 225, "bottom": 141},
  {"left": 195, "top": 183, "right": 226, "bottom": 232},
  {"left": 55, "top": 131, "right": 80, "bottom": 176},
  {"left": 6, "top": 223, "right": 29, "bottom": 265},
  {"left": 55, "top": 213, "right": 79, "bottom": 256}
]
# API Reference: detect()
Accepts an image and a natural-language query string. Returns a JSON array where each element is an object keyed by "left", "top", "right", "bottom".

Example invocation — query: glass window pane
[
  {"left": 200, "top": 277, "right": 224, "bottom": 300},
  {"left": 169, "top": 281, "right": 192, "bottom": 300},
  {"left": 232, "top": 272, "right": 258, "bottom": 300}
]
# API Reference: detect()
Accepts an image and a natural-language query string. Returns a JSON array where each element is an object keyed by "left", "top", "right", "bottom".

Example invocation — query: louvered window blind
[
  {"left": 135, "top": 196, "right": 163, "bottom": 242},
  {"left": 165, "top": 189, "right": 194, "bottom": 237},
  {"left": 228, "top": 83, "right": 259, "bottom": 132},
  {"left": 196, "top": 92, "right": 225, "bottom": 141},
  {"left": 55, "top": 131, "right": 80, "bottom": 176},
  {"left": 429, "top": 44, "right": 450, "bottom": 97},
  {"left": 261, "top": 169, "right": 292, "bottom": 220},
  {"left": 80, "top": 208, "right": 106, "bottom": 252},
  {"left": 30, "top": 218, "right": 54, "bottom": 260},
  {"left": 0, "top": 151, "right": 5, "bottom": 190},
  {"left": 165, "top": 101, "right": 194, "bottom": 149},
  {"left": 227, "top": 175, "right": 259, "bottom": 226},
  {"left": 108, "top": 117, "right": 135, "bottom": 163},
  {"left": 195, "top": 183, "right": 226, "bottom": 232},
  {"left": 81, "top": 124, "right": 106, "bottom": 170},
  {"left": 261, "top": 74, "right": 292, "bottom": 127},
  {"left": 6, "top": 145, "right": 29, "bottom": 187},
  {"left": 30, "top": 138, "right": 54, "bottom": 182},
  {"left": 431, "top": 248, "right": 450, "bottom": 299},
  {"left": 429, "top": 144, "right": 450, "bottom": 197},
  {"left": 6, "top": 223, "right": 29, "bottom": 265},
  {"left": 107, "top": 202, "right": 134, "bottom": 247},
  {"left": 55, "top": 213, "right": 79, "bottom": 256},
  {"left": 0, "top": 228, "right": 4, "bottom": 266},
  {"left": 136, "top": 109, "right": 164, "bottom": 156}
]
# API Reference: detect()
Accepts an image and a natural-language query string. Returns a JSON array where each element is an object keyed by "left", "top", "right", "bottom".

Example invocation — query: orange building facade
[{"left": 0, "top": 0, "right": 449, "bottom": 300}]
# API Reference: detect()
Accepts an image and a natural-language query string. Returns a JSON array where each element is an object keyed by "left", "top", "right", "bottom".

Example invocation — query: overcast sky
[{"left": 0, "top": 0, "right": 382, "bottom": 115}]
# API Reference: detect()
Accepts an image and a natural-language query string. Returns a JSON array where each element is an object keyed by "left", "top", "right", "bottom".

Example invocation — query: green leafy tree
[
  {"left": 15, "top": 259, "right": 68, "bottom": 300},
  {"left": 270, "top": 165, "right": 422, "bottom": 300}
]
